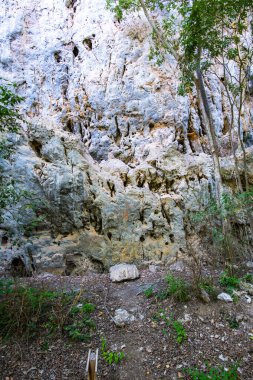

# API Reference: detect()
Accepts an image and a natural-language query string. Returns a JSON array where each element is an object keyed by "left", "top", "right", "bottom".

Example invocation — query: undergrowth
[
  {"left": 186, "top": 363, "right": 239, "bottom": 379},
  {"left": 101, "top": 337, "right": 125, "bottom": 365},
  {"left": 153, "top": 309, "right": 187, "bottom": 344},
  {"left": 0, "top": 280, "right": 96, "bottom": 341},
  {"left": 163, "top": 274, "right": 190, "bottom": 302}
]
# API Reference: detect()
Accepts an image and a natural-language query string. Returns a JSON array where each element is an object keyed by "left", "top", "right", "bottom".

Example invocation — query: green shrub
[
  {"left": 0, "top": 284, "right": 96, "bottom": 341},
  {"left": 143, "top": 287, "right": 154, "bottom": 298},
  {"left": 164, "top": 274, "right": 190, "bottom": 302},
  {"left": 219, "top": 272, "right": 240, "bottom": 290},
  {"left": 199, "top": 279, "right": 218, "bottom": 299},
  {"left": 243, "top": 273, "right": 253, "bottom": 283}
]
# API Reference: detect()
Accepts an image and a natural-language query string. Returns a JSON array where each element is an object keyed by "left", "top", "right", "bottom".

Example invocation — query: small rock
[
  {"left": 149, "top": 264, "right": 158, "bottom": 273},
  {"left": 114, "top": 308, "right": 135, "bottom": 326},
  {"left": 182, "top": 313, "right": 192, "bottom": 322},
  {"left": 240, "top": 282, "right": 253, "bottom": 296},
  {"left": 199, "top": 288, "right": 211, "bottom": 303},
  {"left": 236, "top": 314, "right": 244, "bottom": 322},
  {"left": 217, "top": 292, "right": 233, "bottom": 302},
  {"left": 109, "top": 263, "right": 139, "bottom": 282},
  {"left": 146, "top": 346, "right": 152, "bottom": 353},
  {"left": 219, "top": 354, "right": 228, "bottom": 362},
  {"left": 246, "top": 261, "right": 253, "bottom": 269},
  {"left": 244, "top": 295, "right": 252, "bottom": 304},
  {"left": 169, "top": 260, "right": 185, "bottom": 272}
]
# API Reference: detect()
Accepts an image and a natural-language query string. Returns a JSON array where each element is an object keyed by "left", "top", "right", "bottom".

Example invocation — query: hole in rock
[
  {"left": 65, "top": 119, "right": 74, "bottom": 132},
  {"left": 83, "top": 38, "right": 93, "bottom": 50},
  {"left": 169, "top": 234, "right": 175, "bottom": 243},
  {"left": 54, "top": 51, "right": 62, "bottom": 63},
  {"left": 89, "top": 258, "right": 105, "bottom": 273},
  {"left": 65, "top": 257, "right": 77, "bottom": 276},
  {"left": 29, "top": 140, "right": 42, "bottom": 157},
  {"left": 73, "top": 46, "right": 79, "bottom": 57},
  {"left": 10, "top": 257, "right": 28, "bottom": 277},
  {"left": 1, "top": 236, "right": 8, "bottom": 245},
  {"left": 140, "top": 236, "right": 145, "bottom": 242},
  {"left": 107, "top": 232, "right": 112, "bottom": 241}
]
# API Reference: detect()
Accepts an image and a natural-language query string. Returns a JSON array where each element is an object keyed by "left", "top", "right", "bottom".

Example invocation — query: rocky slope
[{"left": 0, "top": 0, "right": 252, "bottom": 274}]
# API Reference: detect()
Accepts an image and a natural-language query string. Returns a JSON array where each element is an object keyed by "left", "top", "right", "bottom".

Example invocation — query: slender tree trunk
[{"left": 195, "top": 61, "right": 223, "bottom": 209}]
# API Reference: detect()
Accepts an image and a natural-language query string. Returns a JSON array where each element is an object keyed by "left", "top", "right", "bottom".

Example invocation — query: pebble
[{"left": 219, "top": 354, "right": 228, "bottom": 362}]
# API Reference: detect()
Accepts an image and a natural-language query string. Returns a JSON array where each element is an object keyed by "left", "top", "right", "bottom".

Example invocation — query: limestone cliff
[{"left": 0, "top": 0, "right": 252, "bottom": 274}]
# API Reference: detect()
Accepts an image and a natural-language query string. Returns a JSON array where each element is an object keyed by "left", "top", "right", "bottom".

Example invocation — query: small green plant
[
  {"left": 227, "top": 318, "right": 239, "bottom": 329},
  {"left": 219, "top": 272, "right": 240, "bottom": 292},
  {"left": 0, "top": 279, "right": 14, "bottom": 295},
  {"left": 101, "top": 338, "right": 125, "bottom": 365},
  {"left": 199, "top": 279, "right": 218, "bottom": 299},
  {"left": 40, "top": 340, "right": 50, "bottom": 351},
  {"left": 172, "top": 320, "right": 187, "bottom": 344},
  {"left": 164, "top": 274, "right": 190, "bottom": 302},
  {"left": 186, "top": 363, "right": 239, "bottom": 379},
  {"left": 143, "top": 287, "right": 154, "bottom": 298},
  {"left": 243, "top": 273, "right": 253, "bottom": 284},
  {"left": 152, "top": 309, "right": 187, "bottom": 344}
]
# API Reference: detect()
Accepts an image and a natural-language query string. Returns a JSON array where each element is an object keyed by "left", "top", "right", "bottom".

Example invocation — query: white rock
[
  {"left": 244, "top": 295, "right": 252, "bottom": 304},
  {"left": 114, "top": 308, "right": 135, "bottom": 326},
  {"left": 217, "top": 293, "right": 233, "bottom": 302},
  {"left": 149, "top": 264, "right": 158, "bottom": 273},
  {"left": 169, "top": 261, "right": 185, "bottom": 272},
  {"left": 219, "top": 354, "right": 228, "bottom": 362},
  {"left": 109, "top": 263, "right": 139, "bottom": 282}
]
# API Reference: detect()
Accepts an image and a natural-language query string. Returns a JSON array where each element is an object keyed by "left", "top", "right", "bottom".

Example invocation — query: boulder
[
  {"left": 109, "top": 263, "right": 140, "bottom": 282},
  {"left": 217, "top": 292, "right": 233, "bottom": 302}
]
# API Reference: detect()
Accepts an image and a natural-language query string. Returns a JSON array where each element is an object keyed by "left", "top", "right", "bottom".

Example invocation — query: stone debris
[
  {"left": 113, "top": 308, "right": 135, "bottom": 326},
  {"left": 240, "top": 282, "right": 253, "bottom": 296},
  {"left": 217, "top": 293, "right": 233, "bottom": 302},
  {"left": 109, "top": 263, "right": 140, "bottom": 282},
  {"left": 149, "top": 264, "right": 158, "bottom": 273},
  {"left": 169, "top": 261, "right": 186, "bottom": 272}
]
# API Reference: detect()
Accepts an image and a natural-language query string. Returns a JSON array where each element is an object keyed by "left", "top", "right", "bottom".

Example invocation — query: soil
[{"left": 0, "top": 267, "right": 252, "bottom": 380}]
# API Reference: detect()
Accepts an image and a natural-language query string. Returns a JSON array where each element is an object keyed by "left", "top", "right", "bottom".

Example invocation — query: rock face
[
  {"left": 109, "top": 263, "right": 139, "bottom": 282},
  {"left": 0, "top": 0, "right": 252, "bottom": 274}
]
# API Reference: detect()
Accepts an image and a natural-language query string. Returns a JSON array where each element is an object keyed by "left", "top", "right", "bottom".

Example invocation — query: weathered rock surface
[
  {"left": 0, "top": 0, "right": 252, "bottom": 274},
  {"left": 110, "top": 263, "right": 139, "bottom": 282},
  {"left": 217, "top": 293, "right": 233, "bottom": 302},
  {"left": 113, "top": 308, "right": 135, "bottom": 326}
]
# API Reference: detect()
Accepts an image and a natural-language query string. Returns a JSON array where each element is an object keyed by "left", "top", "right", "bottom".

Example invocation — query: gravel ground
[{"left": 0, "top": 268, "right": 252, "bottom": 380}]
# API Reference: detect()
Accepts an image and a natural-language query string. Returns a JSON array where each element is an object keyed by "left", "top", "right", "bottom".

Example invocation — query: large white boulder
[{"left": 109, "top": 263, "right": 140, "bottom": 282}]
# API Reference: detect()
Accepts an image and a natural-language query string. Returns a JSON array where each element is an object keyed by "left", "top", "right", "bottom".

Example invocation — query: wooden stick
[{"left": 86, "top": 349, "right": 98, "bottom": 380}]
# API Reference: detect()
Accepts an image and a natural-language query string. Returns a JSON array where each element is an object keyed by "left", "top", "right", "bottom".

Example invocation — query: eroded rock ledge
[{"left": 0, "top": 0, "right": 252, "bottom": 275}]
